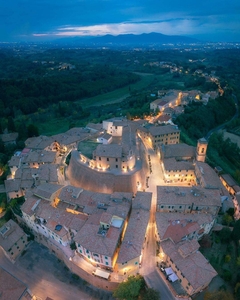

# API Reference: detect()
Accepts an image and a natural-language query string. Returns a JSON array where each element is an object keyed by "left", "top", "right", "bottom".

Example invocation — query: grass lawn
[{"left": 78, "top": 140, "right": 99, "bottom": 159}]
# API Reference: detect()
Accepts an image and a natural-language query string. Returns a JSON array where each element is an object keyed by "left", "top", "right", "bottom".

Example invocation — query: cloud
[{"left": 0, "top": 0, "right": 240, "bottom": 41}]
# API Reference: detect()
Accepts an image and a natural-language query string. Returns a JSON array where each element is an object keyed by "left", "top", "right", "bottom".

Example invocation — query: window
[
  {"left": 116, "top": 165, "right": 118, "bottom": 168},
  {"left": 116, "top": 158, "right": 118, "bottom": 162},
  {"left": 86, "top": 249, "right": 89, "bottom": 253},
  {"left": 135, "top": 262, "right": 138, "bottom": 265},
  {"left": 99, "top": 157, "right": 101, "bottom": 160},
  {"left": 106, "top": 262, "right": 109, "bottom": 265},
  {"left": 107, "top": 158, "right": 109, "bottom": 161},
  {"left": 105, "top": 256, "right": 108, "bottom": 259},
  {"left": 201, "top": 147, "right": 204, "bottom": 153}
]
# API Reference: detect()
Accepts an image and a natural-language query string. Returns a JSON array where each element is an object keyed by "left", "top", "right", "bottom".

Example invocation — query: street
[
  {"left": 0, "top": 242, "right": 101, "bottom": 300},
  {"left": 140, "top": 142, "right": 176, "bottom": 300}
]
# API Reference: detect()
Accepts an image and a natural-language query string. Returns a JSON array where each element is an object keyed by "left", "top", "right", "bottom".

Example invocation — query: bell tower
[{"left": 196, "top": 138, "right": 208, "bottom": 162}]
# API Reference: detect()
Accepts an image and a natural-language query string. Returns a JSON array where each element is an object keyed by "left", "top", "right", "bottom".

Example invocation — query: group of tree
[
  {"left": 113, "top": 275, "right": 160, "bottom": 300},
  {"left": 175, "top": 95, "right": 236, "bottom": 141}
]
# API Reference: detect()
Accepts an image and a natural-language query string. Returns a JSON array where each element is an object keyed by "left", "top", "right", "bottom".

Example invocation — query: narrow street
[{"left": 140, "top": 142, "right": 176, "bottom": 300}]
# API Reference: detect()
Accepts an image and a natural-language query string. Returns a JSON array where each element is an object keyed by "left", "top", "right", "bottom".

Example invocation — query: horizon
[{"left": 0, "top": 1, "right": 240, "bottom": 43}]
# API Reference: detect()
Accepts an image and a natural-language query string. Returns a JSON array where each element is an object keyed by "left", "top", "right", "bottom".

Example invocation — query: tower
[{"left": 196, "top": 138, "right": 208, "bottom": 162}]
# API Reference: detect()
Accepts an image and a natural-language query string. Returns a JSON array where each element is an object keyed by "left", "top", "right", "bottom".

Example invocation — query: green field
[{"left": 78, "top": 72, "right": 155, "bottom": 108}]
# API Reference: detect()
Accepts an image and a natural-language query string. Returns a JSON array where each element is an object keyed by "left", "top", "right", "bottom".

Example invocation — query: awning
[
  {"left": 94, "top": 269, "right": 110, "bottom": 280},
  {"left": 168, "top": 272, "right": 178, "bottom": 282},
  {"left": 165, "top": 267, "right": 174, "bottom": 276}
]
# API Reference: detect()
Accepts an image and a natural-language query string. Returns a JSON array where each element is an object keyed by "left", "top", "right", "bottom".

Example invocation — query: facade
[
  {"left": 156, "top": 186, "right": 222, "bottom": 216},
  {"left": 196, "top": 138, "right": 208, "bottom": 163},
  {"left": 220, "top": 174, "right": 240, "bottom": 196},
  {"left": 138, "top": 125, "right": 180, "bottom": 149},
  {"left": 162, "top": 158, "right": 196, "bottom": 184},
  {"left": 150, "top": 90, "right": 182, "bottom": 112},
  {"left": 0, "top": 219, "right": 28, "bottom": 262}
]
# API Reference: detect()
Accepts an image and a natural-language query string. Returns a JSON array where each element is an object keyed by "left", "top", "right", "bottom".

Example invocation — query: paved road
[
  {"left": 140, "top": 143, "right": 176, "bottom": 300},
  {"left": 0, "top": 242, "right": 99, "bottom": 300}
]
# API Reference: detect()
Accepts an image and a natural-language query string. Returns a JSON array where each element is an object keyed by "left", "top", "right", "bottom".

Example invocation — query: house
[
  {"left": 116, "top": 191, "right": 152, "bottom": 276},
  {"left": 97, "top": 133, "right": 113, "bottom": 144},
  {"left": 33, "top": 183, "right": 63, "bottom": 202},
  {"left": 150, "top": 90, "right": 182, "bottom": 112},
  {"left": 156, "top": 186, "right": 222, "bottom": 216},
  {"left": 138, "top": 125, "right": 180, "bottom": 149},
  {"left": 102, "top": 119, "right": 124, "bottom": 137},
  {"left": 0, "top": 219, "right": 28, "bottom": 262},
  {"left": 220, "top": 174, "right": 240, "bottom": 196},
  {"left": 21, "top": 194, "right": 88, "bottom": 247},
  {"left": 0, "top": 132, "right": 18, "bottom": 146},
  {"left": 8, "top": 155, "right": 21, "bottom": 177},
  {"left": 4, "top": 179, "right": 23, "bottom": 201},
  {"left": 162, "top": 158, "right": 196, "bottom": 185},
  {"left": 159, "top": 143, "right": 196, "bottom": 161},
  {"left": 0, "top": 266, "right": 32, "bottom": 300},
  {"left": 159, "top": 239, "right": 217, "bottom": 295},
  {"left": 155, "top": 212, "right": 215, "bottom": 244},
  {"left": 75, "top": 212, "right": 123, "bottom": 270}
]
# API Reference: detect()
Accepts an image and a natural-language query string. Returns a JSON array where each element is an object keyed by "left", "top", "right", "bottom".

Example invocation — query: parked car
[{"left": 160, "top": 265, "right": 165, "bottom": 272}]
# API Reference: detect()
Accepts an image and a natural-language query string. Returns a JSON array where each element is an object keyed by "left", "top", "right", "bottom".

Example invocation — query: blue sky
[{"left": 1, "top": 0, "right": 240, "bottom": 42}]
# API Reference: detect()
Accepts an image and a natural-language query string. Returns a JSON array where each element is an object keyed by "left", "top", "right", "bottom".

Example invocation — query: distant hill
[{"left": 56, "top": 32, "right": 200, "bottom": 47}]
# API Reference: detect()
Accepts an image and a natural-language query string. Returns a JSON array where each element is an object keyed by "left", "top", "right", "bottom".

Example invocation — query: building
[
  {"left": 162, "top": 158, "right": 196, "bottom": 185},
  {"left": 116, "top": 191, "right": 152, "bottom": 276},
  {"left": 0, "top": 266, "right": 32, "bottom": 300},
  {"left": 0, "top": 219, "right": 28, "bottom": 262},
  {"left": 150, "top": 90, "right": 182, "bottom": 112},
  {"left": 138, "top": 125, "right": 180, "bottom": 149},
  {"left": 156, "top": 186, "right": 222, "bottom": 216},
  {"left": 0, "top": 132, "right": 18, "bottom": 146},
  {"left": 196, "top": 138, "right": 208, "bottom": 163},
  {"left": 159, "top": 239, "right": 217, "bottom": 295},
  {"left": 156, "top": 212, "right": 215, "bottom": 244},
  {"left": 220, "top": 174, "right": 240, "bottom": 196}
]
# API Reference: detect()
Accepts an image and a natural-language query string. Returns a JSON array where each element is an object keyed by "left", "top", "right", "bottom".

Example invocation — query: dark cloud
[{"left": 0, "top": 0, "right": 239, "bottom": 41}]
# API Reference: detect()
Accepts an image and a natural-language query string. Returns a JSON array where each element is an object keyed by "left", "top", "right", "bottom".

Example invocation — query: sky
[{"left": 0, "top": 0, "right": 240, "bottom": 42}]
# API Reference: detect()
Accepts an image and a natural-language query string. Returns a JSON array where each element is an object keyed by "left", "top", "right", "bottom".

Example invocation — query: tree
[
  {"left": 27, "top": 124, "right": 39, "bottom": 137},
  {"left": 219, "top": 227, "right": 232, "bottom": 244},
  {"left": 7, "top": 116, "right": 16, "bottom": 132},
  {"left": 143, "top": 288, "right": 160, "bottom": 300},
  {"left": 222, "top": 213, "right": 233, "bottom": 226},
  {"left": 232, "top": 220, "right": 240, "bottom": 242},
  {"left": 113, "top": 275, "right": 144, "bottom": 300}
]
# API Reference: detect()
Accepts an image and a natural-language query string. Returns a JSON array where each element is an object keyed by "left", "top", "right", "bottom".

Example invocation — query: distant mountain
[{"left": 55, "top": 32, "right": 200, "bottom": 47}]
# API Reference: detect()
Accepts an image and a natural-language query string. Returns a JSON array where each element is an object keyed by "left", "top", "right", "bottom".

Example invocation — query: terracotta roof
[
  {"left": 220, "top": 174, "right": 238, "bottom": 187},
  {"left": 148, "top": 125, "right": 180, "bottom": 136},
  {"left": 0, "top": 219, "right": 27, "bottom": 252},
  {"left": 95, "top": 144, "right": 122, "bottom": 158},
  {"left": 156, "top": 212, "right": 214, "bottom": 243},
  {"left": 162, "top": 143, "right": 196, "bottom": 159},
  {"left": 75, "top": 213, "right": 121, "bottom": 257},
  {"left": 157, "top": 186, "right": 221, "bottom": 208},
  {"left": 34, "top": 183, "right": 63, "bottom": 200},
  {"left": 161, "top": 239, "right": 217, "bottom": 291},
  {"left": 117, "top": 192, "right": 151, "bottom": 263},
  {"left": 0, "top": 132, "right": 18, "bottom": 143},
  {"left": 0, "top": 267, "right": 27, "bottom": 300},
  {"left": 163, "top": 158, "right": 194, "bottom": 171}
]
